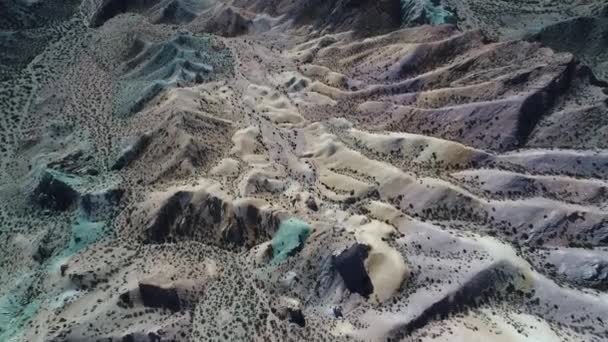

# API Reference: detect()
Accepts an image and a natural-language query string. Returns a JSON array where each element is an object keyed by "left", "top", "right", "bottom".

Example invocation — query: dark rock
[
  {"left": 31, "top": 169, "right": 79, "bottom": 211},
  {"left": 287, "top": 308, "right": 306, "bottom": 327},
  {"left": 122, "top": 334, "right": 135, "bottom": 342},
  {"left": 139, "top": 280, "right": 181, "bottom": 312},
  {"left": 332, "top": 243, "right": 374, "bottom": 298},
  {"left": 33, "top": 244, "right": 53, "bottom": 263},
  {"left": 85, "top": 168, "right": 100, "bottom": 176},
  {"left": 387, "top": 261, "right": 521, "bottom": 339},
  {"left": 580, "top": 262, "right": 608, "bottom": 290},
  {"left": 142, "top": 188, "right": 279, "bottom": 250},
  {"left": 147, "top": 332, "right": 162, "bottom": 342},
  {"left": 111, "top": 133, "right": 152, "bottom": 171},
  {"left": 80, "top": 188, "right": 125, "bottom": 220},
  {"left": 224, "top": 204, "right": 262, "bottom": 246},
  {"left": 155, "top": 0, "right": 197, "bottom": 25},
  {"left": 46, "top": 149, "right": 93, "bottom": 175},
  {"left": 333, "top": 306, "right": 343, "bottom": 318},
  {"left": 119, "top": 292, "right": 133, "bottom": 308},
  {"left": 90, "top": 0, "right": 150, "bottom": 28},
  {"left": 145, "top": 191, "right": 193, "bottom": 244},
  {"left": 305, "top": 196, "right": 318, "bottom": 211}
]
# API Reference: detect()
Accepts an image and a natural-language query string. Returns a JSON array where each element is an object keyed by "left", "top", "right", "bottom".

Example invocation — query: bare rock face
[
  {"left": 3, "top": 0, "right": 608, "bottom": 341},
  {"left": 80, "top": 188, "right": 124, "bottom": 220},
  {"left": 133, "top": 184, "right": 281, "bottom": 249},
  {"left": 111, "top": 133, "right": 151, "bottom": 171},
  {"left": 31, "top": 169, "right": 80, "bottom": 211},
  {"left": 138, "top": 277, "right": 182, "bottom": 312},
  {"left": 332, "top": 243, "right": 374, "bottom": 298}
]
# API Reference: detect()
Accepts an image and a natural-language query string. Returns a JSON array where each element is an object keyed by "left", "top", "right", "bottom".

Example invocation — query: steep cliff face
[{"left": 1, "top": 1, "right": 607, "bottom": 341}]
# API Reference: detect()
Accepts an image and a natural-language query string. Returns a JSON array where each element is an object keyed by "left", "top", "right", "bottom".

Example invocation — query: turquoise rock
[
  {"left": 47, "top": 214, "right": 106, "bottom": 273},
  {"left": 401, "top": 0, "right": 456, "bottom": 27},
  {"left": 0, "top": 275, "right": 40, "bottom": 342},
  {"left": 271, "top": 218, "right": 311, "bottom": 264},
  {"left": 425, "top": 2, "right": 455, "bottom": 26},
  {"left": 68, "top": 216, "right": 106, "bottom": 254}
]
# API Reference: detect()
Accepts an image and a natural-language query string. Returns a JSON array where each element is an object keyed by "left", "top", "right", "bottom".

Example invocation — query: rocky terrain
[{"left": 1, "top": 0, "right": 608, "bottom": 341}]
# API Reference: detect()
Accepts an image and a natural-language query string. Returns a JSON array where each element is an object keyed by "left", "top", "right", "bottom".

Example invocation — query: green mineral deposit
[{"left": 271, "top": 218, "right": 311, "bottom": 264}]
